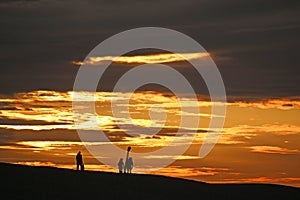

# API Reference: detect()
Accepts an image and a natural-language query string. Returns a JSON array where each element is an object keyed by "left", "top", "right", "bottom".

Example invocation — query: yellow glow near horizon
[
  {"left": 1, "top": 90, "right": 300, "bottom": 132},
  {"left": 73, "top": 52, "right": 210, "bottom": 65},
  {"left": 1, "top": 90, "right": 300, "bottom": 187}
]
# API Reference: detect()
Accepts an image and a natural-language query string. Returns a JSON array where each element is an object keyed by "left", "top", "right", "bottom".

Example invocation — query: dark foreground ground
[{"left": 1, "top": 162, "right": 299, "bottom": 200}]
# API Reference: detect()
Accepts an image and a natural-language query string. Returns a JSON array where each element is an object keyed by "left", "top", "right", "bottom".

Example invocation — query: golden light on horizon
[{"left": 1, "top": 90, "right": 300, "bottom": 187}]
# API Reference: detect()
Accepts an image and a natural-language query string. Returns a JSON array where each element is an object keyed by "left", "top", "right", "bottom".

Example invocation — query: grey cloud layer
[{"left": 0, "top": 0, "right": 299, "bottom": 96}]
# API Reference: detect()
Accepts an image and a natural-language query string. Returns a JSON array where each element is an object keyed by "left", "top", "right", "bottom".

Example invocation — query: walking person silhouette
[{"left": 76, "top": 151, "right": 84, "bottom": 171}]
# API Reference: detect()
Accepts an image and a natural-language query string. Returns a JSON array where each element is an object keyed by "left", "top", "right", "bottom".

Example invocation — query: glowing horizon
[{"left": 0, "top": 90, "right": 300, "bottom": 187}]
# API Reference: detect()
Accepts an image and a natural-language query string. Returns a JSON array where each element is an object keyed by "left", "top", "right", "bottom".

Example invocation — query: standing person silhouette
[
  {"left": 76, "top": 151, "right": 84, "bottom": 171},
  {"left": 128, "top": 157, "right": 133, "bottom": 174},
  {"left": 124, "top": 146, "right": 131, "bottom": 174},
  {"left": 117, "top": 158, "right": 124, "bottom": 174}
]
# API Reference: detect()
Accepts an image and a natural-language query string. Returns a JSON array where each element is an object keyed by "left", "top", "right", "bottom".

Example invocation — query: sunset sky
[{"left": 0, "top": 0, "right": 299, "bottom": 187}]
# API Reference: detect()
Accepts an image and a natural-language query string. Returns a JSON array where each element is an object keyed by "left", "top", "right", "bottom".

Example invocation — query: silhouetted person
[
  {"left": 76, "top": 151, "right": 84, "bottom": 171},
  {"left": 127, "top": 157, "right": 133, "bottom": 174},
  {"left": 124, "top": 146, "right": 131, "bottom": 174},
  {"left": 117, "top": 158, "right": 124, "bottom": 174}
]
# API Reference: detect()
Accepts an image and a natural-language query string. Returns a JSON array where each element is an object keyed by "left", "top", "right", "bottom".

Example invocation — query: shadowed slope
[{"left": 1, "top": 162, "right": 299, "bottom": 200}]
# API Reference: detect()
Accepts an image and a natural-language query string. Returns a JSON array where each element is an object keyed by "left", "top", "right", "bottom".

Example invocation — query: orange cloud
[
  {"left": 152, "top": 166, "right": 230, "bottom": 177},
  {"left": 231, "top": 98, "right": 300, "bottom": 110},
  {"left": 220, "top": 176, "right": 300, "bottom": 187},
  {"left": 249, "top": 146, "right": 300, "bottom": 154},
  {"left": 73, "top": 52, "right": 210, "bottom": 65}
]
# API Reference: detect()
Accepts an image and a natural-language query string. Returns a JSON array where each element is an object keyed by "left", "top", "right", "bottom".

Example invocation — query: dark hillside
[{"left": 1, "top": 163, "right": 299, "bottom": 200}]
